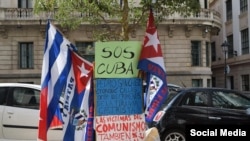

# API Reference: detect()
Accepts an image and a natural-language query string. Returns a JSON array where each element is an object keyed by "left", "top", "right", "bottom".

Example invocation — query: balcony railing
[
  {"left": 162, "top": 9, "right": 221, "bottom": 22},
  {"left": 1, "top": 8, "right": 35, "bottom": 19},
  {"left": 0, "top": 8, "right": 221, "bottom": 27}
]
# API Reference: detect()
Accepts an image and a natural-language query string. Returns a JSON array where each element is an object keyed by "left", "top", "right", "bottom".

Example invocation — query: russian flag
[
  {"left": 38, "top": 20, "right": 77, "bottom": 141},
  {"left": 137, "top": 9, "right": 169, "bottom": 123}
]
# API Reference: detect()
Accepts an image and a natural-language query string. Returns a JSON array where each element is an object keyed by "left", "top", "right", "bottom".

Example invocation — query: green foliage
[{"left": 34, "top": 0, "right": 200, "bottom": 41}]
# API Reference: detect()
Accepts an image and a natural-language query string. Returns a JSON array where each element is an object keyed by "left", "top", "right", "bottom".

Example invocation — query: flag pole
[{"left": 138, "top": 6, "right": 153, "bottom": 112}]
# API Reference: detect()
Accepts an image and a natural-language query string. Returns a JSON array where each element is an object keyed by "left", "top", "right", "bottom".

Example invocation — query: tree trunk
[{"left": 121, "top": 0, "right": 129, "bottom": 41}]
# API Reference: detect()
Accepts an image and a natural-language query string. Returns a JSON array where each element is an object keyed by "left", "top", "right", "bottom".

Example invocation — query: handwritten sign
[
  {"left": 95, "top": 114, "right": 146, "bottom": 141},
  {"left": 95, "top": 78, "right": 143, "bottom": 116},
  {"left": 95, "top": 41, "right": 141, "bottom": 78}
]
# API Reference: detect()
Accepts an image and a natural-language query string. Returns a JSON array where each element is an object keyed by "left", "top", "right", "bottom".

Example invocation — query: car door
[
  {"left": 2, "top": 86, "right": 40, "bottom": 140},
  {"left": 174, "top": 90, "right": 209, "bottom": 125},
  {"left": 207, "top": 90, "right": 250, "bottom": 125},
  {"left": 2, "top": 85, "right": 63, "bottom": 141},
  {"left": 0, "top": 86, "right": 9, "bottom": 139}
]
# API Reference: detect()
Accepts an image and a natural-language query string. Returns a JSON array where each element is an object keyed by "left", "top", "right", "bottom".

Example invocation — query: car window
[
  {"left": 161, "top": 90, "right": 179, "bottom": 107},
  {"left": 212, "top": 91, "right": 250, "bottom": 109},
  {"left": 12, "top": 87, "right": 40, "bottom": 109},
  {"left": 181, "top": 91, "right": 208, "bottom": 106},
  {"left": 0, "top": 87, "right": 8, "bottom": 105}
]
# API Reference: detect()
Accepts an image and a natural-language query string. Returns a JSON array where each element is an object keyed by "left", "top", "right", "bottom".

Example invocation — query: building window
[
  {"left": 75, "top": 41, "right": 95, "bottom": 62},
  {"left": 212, "top": 77, "right": 216, "bottom": 87},
  {"left": 191, "top": 41, "right": 201, "bottom": 66},
  {"left": 241, "top": 28, "right": 249, "bottom": 55},
  {"left": 227, "top": 35, "right": 234, "bottom": 58},
  {"left": 207, "top": 79, "right": 211, "bottom": 87},
  {"left": 206, "top": 42, "right": 210, "bottom": 67},
  {"left": 192, "top": 79, "right": 203, "bottom": 87},
  {"left": 226, "top": 0, "right": 232, "bottom": 21},
  {"left": 211, "top": 42, "right": 216, "bottom": 62},
  {"left": 204, "top": 0, "right": 208, "bottom": 9},
  {"left": 18, "top": 0, "right": 33, "bottom": 8},
  {"left": 120, "top": 0, "right": 123, "bottom": 8},
  {"left": 241, "top": 74, "right": 249, "bottom": 91},
  {"left": 229, "top": 76, "right": 234, "bottom": 89},
  {"left": 19, "top": 42, "right": 33, "bottom": 69},
  {"left": 240, "top": 0, "right": 248, "bottom": 13}
]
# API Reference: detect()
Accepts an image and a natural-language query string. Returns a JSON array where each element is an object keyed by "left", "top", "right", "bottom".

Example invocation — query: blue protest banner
[{"left": 96, "top": 78, "right": 143, "bottom": 115}]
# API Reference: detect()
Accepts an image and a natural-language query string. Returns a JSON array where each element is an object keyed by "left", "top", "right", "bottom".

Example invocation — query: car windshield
[{"left": 212, "top": 91, "right": 250, "bottom": 109}]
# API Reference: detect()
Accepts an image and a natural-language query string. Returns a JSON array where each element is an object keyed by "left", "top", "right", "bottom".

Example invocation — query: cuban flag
[
  {"left": 38, "top": 20, "right": 77, "bottom": 141},
  {"left": 62, "top": 51, "right": 94, "bottom": 141},
  {"left": 137, "top": 9, "right": 168, "bottom": 123}
]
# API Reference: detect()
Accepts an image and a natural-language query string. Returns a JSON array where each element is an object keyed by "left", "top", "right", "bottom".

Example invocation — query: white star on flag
[
  {"left": 78, "top": 63, "right": 89, "bottom": 77},
  {"left": 145, "top": 31, "right": 160, "bottom": 52}
]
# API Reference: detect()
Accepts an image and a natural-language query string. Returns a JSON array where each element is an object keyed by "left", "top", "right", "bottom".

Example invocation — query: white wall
[{"left": 0, "top": 0, "right": 17, "bottom": 8}]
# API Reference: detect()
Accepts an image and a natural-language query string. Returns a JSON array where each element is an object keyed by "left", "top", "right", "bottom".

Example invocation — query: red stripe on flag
[
  {"left": 38, "top": 87, "right": 48, "bottom": 141},
  {"left": 50, "top": 115, "right": 63, "bottom": 128}
]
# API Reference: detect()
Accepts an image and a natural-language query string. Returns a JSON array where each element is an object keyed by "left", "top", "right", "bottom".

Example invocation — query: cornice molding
[
  {"left": 185, "top": 25, "right": 193, "bottom": 37},
  {"left": 168, "top": 25, "right": 175, "bottom": 38},
  {"left": 40, "top": 27, "right": 45, "bottom": 39}
]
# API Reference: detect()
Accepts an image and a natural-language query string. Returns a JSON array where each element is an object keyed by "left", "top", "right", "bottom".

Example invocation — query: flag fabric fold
[
  {"left": 62, "top": 51, "right": 94, "bottom": 141},
  {"left": 137, "top": 9, "right": 168, "bottom": 123},
  {"left": 38, "top": 20, "right": 74, "bottom": 141},
  {"left": 38, "top": 20, "right": 94, "bottom": 141}
]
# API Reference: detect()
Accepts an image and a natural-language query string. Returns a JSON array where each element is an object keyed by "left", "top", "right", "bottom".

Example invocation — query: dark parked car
[{"left": 149, "top": 87, "right": 250, "bottom": 141}]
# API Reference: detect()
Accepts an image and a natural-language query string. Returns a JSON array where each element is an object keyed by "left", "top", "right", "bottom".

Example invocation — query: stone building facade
[
  {"left": 210, "top": 0, "right": 250, "bottom": 93},
  {"left": 0, "top": 0, "right": 222, "bottom": 88}
]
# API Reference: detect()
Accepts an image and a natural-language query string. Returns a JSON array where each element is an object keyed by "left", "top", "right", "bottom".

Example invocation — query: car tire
[{"left": 162, "top": 129, "right": 185, "bottom": 141}]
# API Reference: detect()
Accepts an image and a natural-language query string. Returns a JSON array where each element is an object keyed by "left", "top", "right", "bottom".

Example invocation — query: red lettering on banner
[
  {"left": 99, "top": 132, "right": 131, "bottom": 140},
  {"left": 147, "top": 93, "right": 165, "bottom": 119},
  {"left": 147, "top": 64, "right": 165, "bottom": 78},
  {"left": 98, "top": 132, "right": 145, "bottom": 141},
  {"left": 95, "top": 115, "right": 146, "bottom": 141},
  {"left": 134, "top": 114, "right": 143, "bottom": 120},
  {"left": 96, "top": 122, "right": 145, "bottom": 132},
  {"left": 161, "top": 86, "right": 168, "bottom": 94}
]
